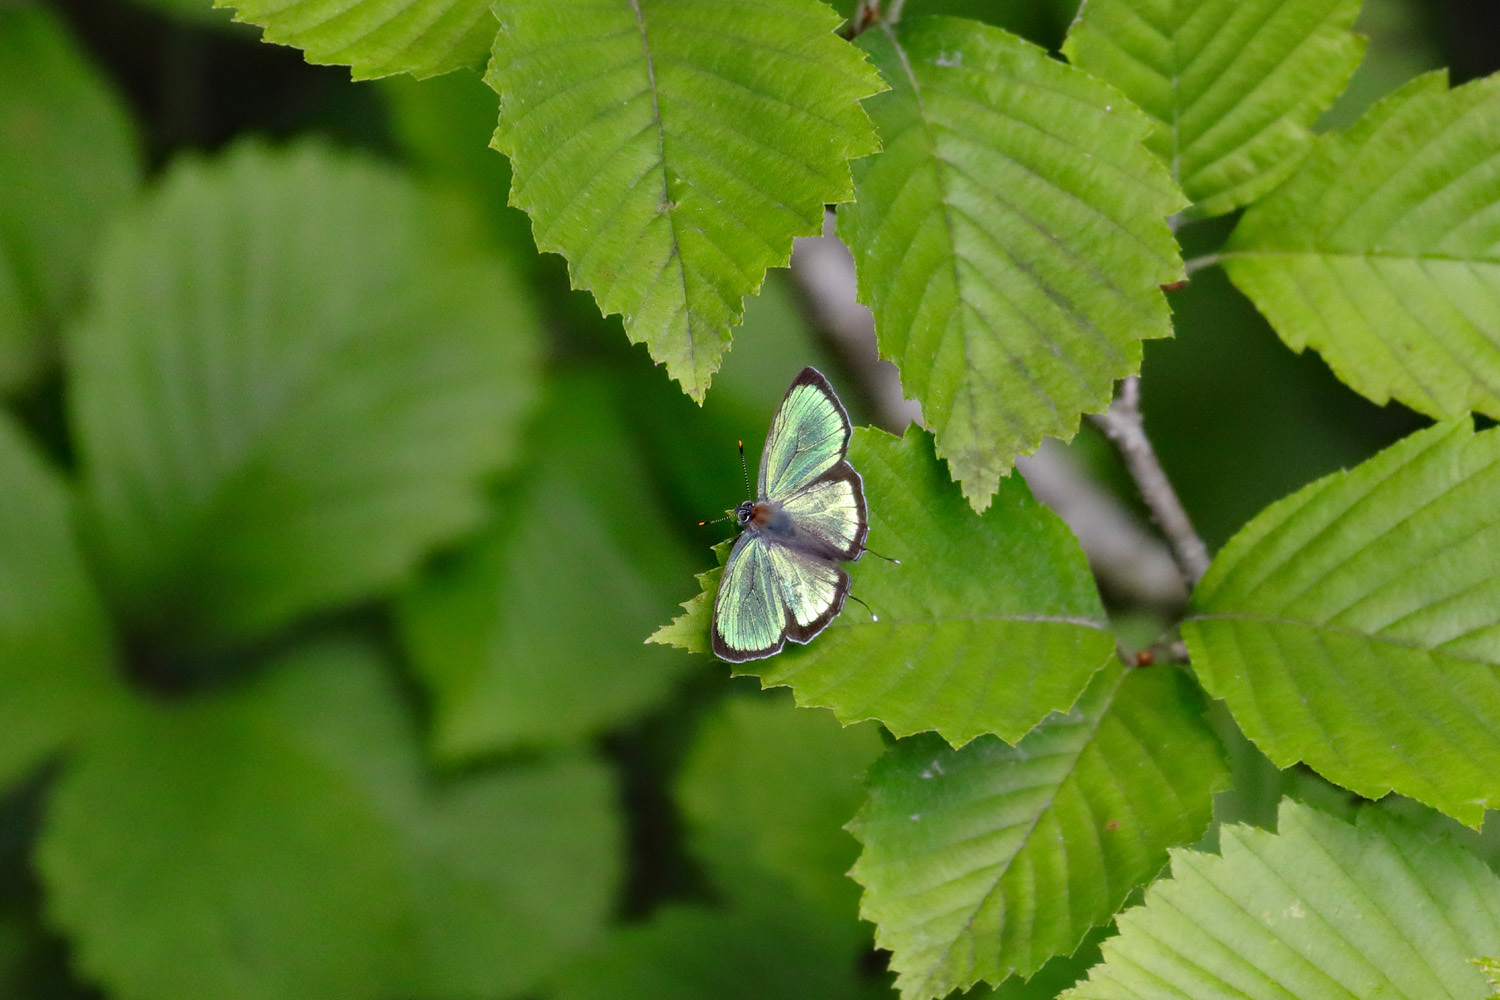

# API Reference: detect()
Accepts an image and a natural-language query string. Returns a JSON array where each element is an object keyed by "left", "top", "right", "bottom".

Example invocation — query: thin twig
[
  {"left": 1090, "top": 376, "right": 1211, "bottom": 589},
  {"left": 1182, "top": 253, "right": 1221, "bottom": 276}
]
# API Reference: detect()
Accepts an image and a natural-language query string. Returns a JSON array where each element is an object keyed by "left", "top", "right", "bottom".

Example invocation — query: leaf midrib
[
  {"left": 906, "top": 667, "right": 1129, "bottom": 996},
  {"left": 628, "top": 0, "right": 697, "bottom": 379}
]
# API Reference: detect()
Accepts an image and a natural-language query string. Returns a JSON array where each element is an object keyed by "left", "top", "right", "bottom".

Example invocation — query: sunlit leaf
[
  {"left": 654, "top": 426, "right": 1114, "bottom": 746},
  {"left": 851, "top": 662, "right": 1225, "bottom": 999},
  {"left": 69, "top": 141, "right": 541, "bottom": 652},
  {"left": 1184, "top": 419, "right": 1500, "bottom": 827},
  {"left": 1064, "top": 0, "right": 1364, "bottom": 217},
  {"left": 1064, "top": 800, "right": 1500, "bottom": 1000},
  {"left": 219, "top": 0, "right": 493, "bottom": 79},
  {"left": 487, "top": 0, "right": 884, "bottom": 400},
  {"left": 839, "top": 16, "right": 1183, "bottom": 510},
  {"left": 1224, "top": 71, "right": 1500, "bottom": 420}
]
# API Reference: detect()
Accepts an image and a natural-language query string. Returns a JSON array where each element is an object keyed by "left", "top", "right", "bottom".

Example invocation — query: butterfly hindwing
[
  {"left": 766, "top": 542, "right": 850, "bottom": 642},
  {"left": 776, "top": 464, "right": 867, "bottom": 562},
  {"left": 712, "top": 532, "right": 850, "bottom": 662},
  {"left": 758, "top": 368, "right": 852, "bottom": 501},
  {"left": 713, "top": 533, "right": 785, "bottom": 661}
]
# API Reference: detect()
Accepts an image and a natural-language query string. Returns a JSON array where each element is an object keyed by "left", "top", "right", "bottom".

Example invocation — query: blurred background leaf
[
  {"left": 0, "top": 4, "right": 140, "bottom": 395},
  {"left": 0, "top": 414, "right": 124, "bottom": 792},
  {"left": 68, "top": 140, "right": 541, "bottom": 654},
  {"left": 398, "top": 371, "right": 701, "bottom": 759},
  {"left": 36, "top": 640, "right": 619, "bottom": 1000},
  {"left": 675, "top": 693, "right": 884, "bottom": 922}
]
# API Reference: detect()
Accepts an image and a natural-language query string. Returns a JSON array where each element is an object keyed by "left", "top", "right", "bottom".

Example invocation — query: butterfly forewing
[{"left": 759, "top": 368, "right": 852, "bottom": 500}]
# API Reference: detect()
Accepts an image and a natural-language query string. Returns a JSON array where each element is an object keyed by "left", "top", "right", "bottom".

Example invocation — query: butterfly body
[{"left": 711, "top": 367, "right": 869, "bottom": 663}]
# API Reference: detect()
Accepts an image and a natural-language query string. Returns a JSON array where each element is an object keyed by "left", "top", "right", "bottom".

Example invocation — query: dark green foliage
[{"left": 3, "top": 2, "right": 1498, "bottom": 1000}]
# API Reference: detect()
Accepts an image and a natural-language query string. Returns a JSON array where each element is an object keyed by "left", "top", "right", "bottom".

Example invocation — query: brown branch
[{"left": 1090, "top": 376, "right": 1211, "bottom": 589}]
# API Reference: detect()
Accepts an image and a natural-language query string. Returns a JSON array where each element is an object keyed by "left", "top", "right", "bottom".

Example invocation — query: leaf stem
[
  {"left": 1183, "top": 253, "right": 1221, "bottom": 275},
  {"left": 1090, "top": 377, "right": 1211, "bottom": 589}
]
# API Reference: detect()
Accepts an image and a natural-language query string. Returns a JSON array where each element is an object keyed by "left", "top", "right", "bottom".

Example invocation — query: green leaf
[
  {"left": 838, "top": 16, "right": 1184, "bottom": 511},
  {"left": 219, "top": 0, "right": 493, "bottom": 79},
  {"left": 402, "top": 757, "right": 622, "bottom": 1000},
  {"left": 397, "top": 371, "right": 699, "bottom": 759},
  {"left": 1223, "top": 71, "right": 1500, "bottom": 420},
  {"left": 1184, "top": 419, "right": 1500, "bottom": 828},
  {"left": 37, "top": 640, "right": 619, "bottom": 1000},
  {"left": 0, "top": 5, "right": 140, "bottom": 393},
  {"left": 486, "top": 0, "right": 884, "bottom": 401},
  {"left": 1063, "top": 799, "right": 1500, "bottom": 1000},
  {"left": 555, "top": 900, "right": 872, "bottom": 1000},
  {"left": 655, "top": 426, "right": 1115, "bottom": 746},
  {"left": 69, "top": 141, "right": 541, "bottom": 652},
  {"left": 0, "top": 415, "right": 123, "bottom": 792},
  {"left": 1063, "top": 0, "right": 1364, "bottom": 218},
  {"left": 851, "top": 662, "right": 1226, "bottom": 1000},
  {"left": 676, "top": 693, "right": 885, "bottom": 919}
]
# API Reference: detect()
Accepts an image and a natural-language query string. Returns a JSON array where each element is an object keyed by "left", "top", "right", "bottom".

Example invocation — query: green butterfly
[{"left": 712, "top": 367, "right": 869, "bottom": 662}]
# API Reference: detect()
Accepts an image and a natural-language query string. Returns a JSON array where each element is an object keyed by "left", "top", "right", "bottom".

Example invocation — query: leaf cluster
[{"left": 6, "top": 0, "right": 1500, "bottom": 999}]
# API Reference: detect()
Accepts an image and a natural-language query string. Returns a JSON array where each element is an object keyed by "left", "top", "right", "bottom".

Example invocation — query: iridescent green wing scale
[
  {"left": 713, "top": 533, "right": 784, "bottom": 661},
  {"left": 758, "top": 368, "right": 853, "bottom": 501},
  {"left": 776, "top": 468, "right": 866, "bottom": 561}
]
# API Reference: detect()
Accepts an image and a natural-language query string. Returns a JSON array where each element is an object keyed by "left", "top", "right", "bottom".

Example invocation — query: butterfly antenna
[
  {"left": 846, "top": 592, "right": 879, "bottom": 623},
  {"left": 738, "top": 440, "right": 753, "bottom": 501}
]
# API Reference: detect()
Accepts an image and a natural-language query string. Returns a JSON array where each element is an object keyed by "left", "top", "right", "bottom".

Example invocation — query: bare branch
[{"left": 1090, "top": 377, "right": 1211, "bottom": 588}]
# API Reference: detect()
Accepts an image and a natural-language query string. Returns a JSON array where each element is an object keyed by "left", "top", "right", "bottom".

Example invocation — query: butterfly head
[{"left": 734, "top": 499, "right": 775, "bottom": 530}]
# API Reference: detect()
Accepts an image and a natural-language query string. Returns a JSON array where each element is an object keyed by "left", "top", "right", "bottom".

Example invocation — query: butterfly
[{"left": 711, "top": 366, "right": 869, "bottom": 662}]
